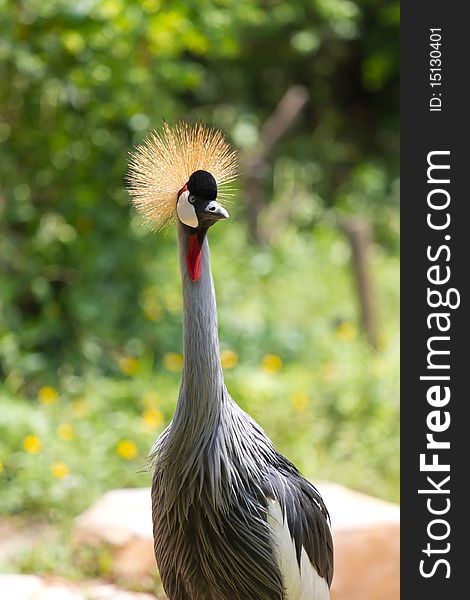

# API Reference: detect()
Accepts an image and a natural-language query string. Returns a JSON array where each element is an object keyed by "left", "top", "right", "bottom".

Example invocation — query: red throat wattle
[{"left": 187, "top": 234, "right": 202, "bottom": 282}]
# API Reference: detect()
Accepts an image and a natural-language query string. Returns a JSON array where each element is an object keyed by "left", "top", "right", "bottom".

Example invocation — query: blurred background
[{"left": 0, "top": 0, "right": 399, "bottom": 594}]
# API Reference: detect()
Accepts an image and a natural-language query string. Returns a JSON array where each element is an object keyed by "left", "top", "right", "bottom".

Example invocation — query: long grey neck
[{"left": 172, "top": 221, "right": 224, "bottom": 431}]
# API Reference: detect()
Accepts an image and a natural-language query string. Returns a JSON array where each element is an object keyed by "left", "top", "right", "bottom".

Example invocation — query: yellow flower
[
  {"left": 24, "top": 435, "right": 42, "bottom": 454},
  {"left": 164, "top": 291, "right": 182, "bottom": 313},
  {"left": 291, "top": 392, "right": 309, "bottom": 413},
  {"left": 336, "top": 322, "right": 357, "bottom": 342},
  {"left": 51, "top": 461, "right": 70, "bottom": 479},
  {"left": 220, "top": 350, "right": 238, "bottom": 369},
  {"left": 57, "top": 423, "right": 74, "bottom": 441},
  {"left": 142, "top": 407, "right": 164, "bottom": 432},
  {"left": 119, "top": 356, "right": 140, "bottom": 376},
  {"left": 142, "top": 390, "right": 161, "bottom": 407},
  {"left": 142, "top": 298, "right": 163, "bottom": 322},
  {"left": 163, "top": 352, "right": 183, "bottom": 372},
  {"left": 72, "top": 398, "right": 88, "bottom": 417},
  {"left": 117, "top": 439, "right": 138, "bottom": 460},
  {"left": 261, "top": 354, "right": 283, "bottom": 374},
  {"left": 38, "top": 385, "right": 58, "bottom": 405},
  {"left": 0, "top": 460, "right": 4, "bottom": 473}
]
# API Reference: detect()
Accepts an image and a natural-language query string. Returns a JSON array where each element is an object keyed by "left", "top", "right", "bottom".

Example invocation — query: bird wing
[
  {"left": 268, "top": 498, "right": 330, "bottom": 600},
  {"left": 265, "top": 456, "right": 334, "bottom": 599}
]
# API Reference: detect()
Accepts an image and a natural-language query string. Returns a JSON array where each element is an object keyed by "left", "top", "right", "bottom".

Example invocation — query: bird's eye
[{"left": 188, "top": 194, "right": 196, "bottom": 205}]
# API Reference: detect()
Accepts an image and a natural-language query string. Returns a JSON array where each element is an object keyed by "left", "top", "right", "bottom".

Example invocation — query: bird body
[{"left": 128, "top": 124, "right": 333, "bottom": 599}]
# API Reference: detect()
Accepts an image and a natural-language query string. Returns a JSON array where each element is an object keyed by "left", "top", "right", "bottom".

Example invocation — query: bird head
[
  {"left": 127, "top": 122, "right": 237, "bottom": 233},
  {"left": 127, "top": 122, "right": 237, "bottom": 281},
  {"left": 176, "top": 169, "right": 229, "bottom": 231}
]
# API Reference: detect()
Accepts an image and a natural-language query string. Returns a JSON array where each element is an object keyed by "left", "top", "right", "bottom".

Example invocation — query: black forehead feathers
[{"left": 187, "top": 170, "right": 218, "bottom": 201}]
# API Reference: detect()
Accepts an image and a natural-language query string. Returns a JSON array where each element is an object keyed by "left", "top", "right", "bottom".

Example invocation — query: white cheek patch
[{"left": 176, "top": 190, "right": 199, "bottom": 228}]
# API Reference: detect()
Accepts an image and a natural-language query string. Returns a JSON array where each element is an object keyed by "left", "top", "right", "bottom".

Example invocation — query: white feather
[
  {"left": 177, "top": 190, "right": 198, "bottom": 228},
  {"left": 267, "top": 499, "right": 330, "bottom": 600}
]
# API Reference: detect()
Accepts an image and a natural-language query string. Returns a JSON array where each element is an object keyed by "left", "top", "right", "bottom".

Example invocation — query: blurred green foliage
[
  {"left": 0, "top": 0, "right": 398, "bottom": 382},
  {"left": 0, "top": 0, "right": 399, "bottom": 571}
]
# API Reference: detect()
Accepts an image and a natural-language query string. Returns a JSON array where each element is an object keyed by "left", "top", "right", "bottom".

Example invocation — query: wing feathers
[{"left": 267, "top": 499, "right": 330, "bottom": 600}]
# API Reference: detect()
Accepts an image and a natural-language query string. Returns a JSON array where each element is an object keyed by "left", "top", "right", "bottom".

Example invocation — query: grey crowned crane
[{"left": 127, "top": 122, "right": 333, "bottom": 600}]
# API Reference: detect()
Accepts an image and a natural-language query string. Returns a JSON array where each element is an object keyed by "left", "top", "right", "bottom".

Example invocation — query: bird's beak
[{"left": 201, "top": 200, "right": 229, "bottom": 221}]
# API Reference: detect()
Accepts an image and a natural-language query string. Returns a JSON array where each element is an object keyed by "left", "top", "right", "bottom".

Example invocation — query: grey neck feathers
[
  {"left": 172, "top": 221, "right": 225, "bottom": 435},
  {"left": 153, "top": 222, "right": 276, "bottom": 519}
]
